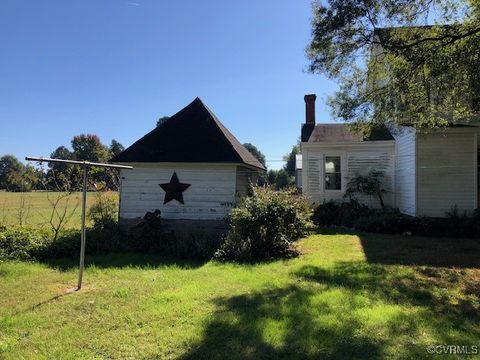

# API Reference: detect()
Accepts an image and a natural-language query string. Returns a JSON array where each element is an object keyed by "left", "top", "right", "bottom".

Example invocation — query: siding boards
[
  {"left": 302, "top": 143, "right": 395, "bottom": 207},
  {"left": 393, "top": 128, "right": 416, "bottom": 216},
  {"left": 346, "top": 151, "right": 394, "bottom": 208},
  {"left": 416, "top": 131, "right": 476, "bottom": 217},
  {"left": 119, "top": 165, "right": 236, "bottom": 220}
]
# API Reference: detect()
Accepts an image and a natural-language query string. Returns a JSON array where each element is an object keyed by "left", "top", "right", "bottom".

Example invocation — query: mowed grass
[
  {"left": 0, "top": 191, "right": 117, "bottom": 228},
  {"left": 0, "top": 231, "right": 479, "bottom": 359}
]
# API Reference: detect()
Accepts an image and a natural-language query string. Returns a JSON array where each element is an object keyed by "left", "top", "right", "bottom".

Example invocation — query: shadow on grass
[
  {"left": 180, "top": 261, "right": 479, "bottom": 360},
  {"left": 41, "top": 253, "right": 206, "bottom": 271},
  {"left": 296, "top": 261, "right": 479, "bottom": 321},
  {"left": 317, "top": 227, "right": 480, "bottom": 268},
  {"left": 180, "top": 285, "right": 385, "bottom": 360}
]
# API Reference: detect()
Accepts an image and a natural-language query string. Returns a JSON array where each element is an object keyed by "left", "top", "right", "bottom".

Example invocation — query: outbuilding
[{"left": 111, "top": 97, "right": 265, "bottom": 229}]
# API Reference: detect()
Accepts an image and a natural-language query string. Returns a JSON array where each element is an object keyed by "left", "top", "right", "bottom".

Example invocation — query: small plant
[
  {"left": 215, "top": 186, "right": 312, "bottom": 261},
  {"left": 345, "top": 169, "right": 388, "bottom": 209},
  {"left": 88, "top": 191, "right": 118, "bottom": 228}
]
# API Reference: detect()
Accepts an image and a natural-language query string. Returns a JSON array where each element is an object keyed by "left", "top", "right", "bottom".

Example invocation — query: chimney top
[{"left": 304, "top": 94, "right": 316, "bottom": 125}]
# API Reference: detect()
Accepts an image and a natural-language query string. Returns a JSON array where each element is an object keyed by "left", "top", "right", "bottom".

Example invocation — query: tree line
[
  {"left": 242, "top": 142, "right": 300, "bottom": 189},
  {"left": 0, "top": 135, "right": 124, "bottom": 192},
  {"left": 1, "top": 131, "right": 299, "bottom": 192}
]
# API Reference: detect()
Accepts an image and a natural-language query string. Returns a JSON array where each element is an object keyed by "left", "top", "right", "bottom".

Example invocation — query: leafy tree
[
  {"left": 109, "top": 139, "right": 125, "bottom": 157},
  {"left": 0, "top": 155, "right": 34, "bottom": 191},
  {"left": 274, "top": 169, "right": 293, "bottom": 190},
  {"left": 243, "top": 143, "right": 267, "bottom": 168},
  {"left": 283, "top": 143, "right": 300, "bottom": 177},
  {"left": 157, "top": 116, "right": 170, "bottom": 127},
  {"left": 0, "top": 155, "right": 24, "bottom": 190},
  {"left": 267, "top": 169, "right": 277, "bottom": 185},
  {"left": 307, "top": 0, "right": 480, "bottom": 133},
  {"left": 71, "top": 134, "right": 110, "bottom": 163}
]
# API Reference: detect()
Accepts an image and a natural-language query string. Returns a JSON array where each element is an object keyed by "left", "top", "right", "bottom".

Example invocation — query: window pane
[
  {"left": 324, "top": 156, "right": 341, "bottom": 190},
  {"left": 325, "top": 157, "right": 340, "bottom": 173},
  {"left": 325, "top": 173, "right": 341, "bottom": 190}
]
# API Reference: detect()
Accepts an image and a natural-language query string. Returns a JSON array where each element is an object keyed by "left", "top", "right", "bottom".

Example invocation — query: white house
[
  {"left": 300, "top": 94, "right": 480, "bottom": 217},
  {"left": 111, "top": 97, "right": 265, "bottom": 228}
]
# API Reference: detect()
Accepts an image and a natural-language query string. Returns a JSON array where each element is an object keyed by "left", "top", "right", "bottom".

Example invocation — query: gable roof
[
  {"left": 110, "top": 98, "right": 265, "bottom": 170},
  {"left": 305, "top": 124, "right": 394, "bottom": 143}
]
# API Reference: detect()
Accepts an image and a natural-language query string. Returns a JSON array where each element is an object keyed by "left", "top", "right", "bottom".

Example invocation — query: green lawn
[
  {"left": 0, "top": 191, "right": 117, "bottom": 228},
  {"left": 0, "top": 231, "right": 478, "bottom": 359}
]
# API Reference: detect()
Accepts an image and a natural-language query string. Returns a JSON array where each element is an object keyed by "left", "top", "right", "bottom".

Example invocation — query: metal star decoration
[{"left": 159, "top": 172, "right": 191, "bottom": 204}]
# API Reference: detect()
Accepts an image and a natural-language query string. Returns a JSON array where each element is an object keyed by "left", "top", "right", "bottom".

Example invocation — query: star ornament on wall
[{"left": 159, "top": 172, "right": 191, "bottom": 204}]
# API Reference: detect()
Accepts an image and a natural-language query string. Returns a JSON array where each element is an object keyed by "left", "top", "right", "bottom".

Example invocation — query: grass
[
  {"left": 0, "top": 191, "right": 117, "bottom": 228},
  {"left": 0, "top": 230, "right": 478, "bottom": 359}
]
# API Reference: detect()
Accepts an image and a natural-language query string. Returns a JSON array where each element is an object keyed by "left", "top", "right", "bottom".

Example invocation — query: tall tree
[
  {"left": 283, "top": 143, "right": 300, "bottom": 177},
  {"left": 109, "top": 139, "right": 125, "bottom": 157},
  {"left": 71, "top": 134, "right": 110, "bottom": 162},
  {"left": 0, "top": 155, "right": 26, "bottom": 191},
  {"left": 157, "top": 116, "right": 170, "bottom": 127},
  {"left": 243, "top": 143, "right": 267, "bottom": 168},
  {"left": 307, "top": 0, "right": 480, "bottom": 133}
]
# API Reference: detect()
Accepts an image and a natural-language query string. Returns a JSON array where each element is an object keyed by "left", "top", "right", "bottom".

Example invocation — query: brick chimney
[
  {"left": 301, "top": 94, "right": 316, "bottom": 142},
  {"left": 304, "top": 94, "right": 316, "bottom": 124}
]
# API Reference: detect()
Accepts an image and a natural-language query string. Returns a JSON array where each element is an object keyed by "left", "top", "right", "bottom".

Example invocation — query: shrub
[
  {"left": 88, "top": 191, "right": 118, "bottom": 228},
  {"left": 215, "top": 186, "right": 312, "bottom": 261},
  {"left": 312, "top": 200, "right": 372, "bottom": 227},
  {"left": 353, "top": 211, "right": 414, "bottom": 234},
  {"left": 0, "top": 227, "right": 49, "bottom": 261},
  {"left": 127, "top": 210, "right": 220, "bottom": 259},
  {"left": 313, "top": 200, "right": 480, "bottom": 238},
  {"left": 38, "top": 225, "right": 125, "bottom": 259}
]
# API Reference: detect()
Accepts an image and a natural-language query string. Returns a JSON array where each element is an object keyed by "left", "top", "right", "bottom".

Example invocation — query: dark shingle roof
[{"left": 111, "top": 97, "right": 265, "bottom": 170}]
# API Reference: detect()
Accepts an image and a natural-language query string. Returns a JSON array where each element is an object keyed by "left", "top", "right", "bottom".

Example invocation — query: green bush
[
  {"left": 0, "top": 227, "right": 49, "bottom": 261},
  {"left": 127, "top": 210, "right": 221, "bottom": 259},
  {"left": 312, "top": 200, "right": 372, "bottom": 227},
  {"left": 312, "top": 200, "right": 480, "bottom": 238},
  {"left": 88, "top": 191, "right": 118, "bottom": 228},
  {"left": 38, "top": 225, "right": 125, "bottom": 259},
  {"left": 215, "top": 186, "right": 312, "bottom": 261},
  {"left": 353, "top": 211, "right": 414, "bottom": 234}
]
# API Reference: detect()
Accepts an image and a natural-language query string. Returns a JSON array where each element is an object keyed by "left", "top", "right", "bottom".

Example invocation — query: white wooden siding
[
  {"left": 235, "top": 166, "right": 259, "bottom": 197},
  {"left": 302, "top": 142, "right": 395, "bottom": 207},
  {"left": 416, "top": 130, "right": 477, "bottom": 217},
  {"left": 119, "top": 164, "right": 237, "bottom": 220},
  {"left": 346, "top": 151, "right": 395, "bottom": 207},
  {"left": 393, "top": 127, "right": 417, "bottom": 216}
]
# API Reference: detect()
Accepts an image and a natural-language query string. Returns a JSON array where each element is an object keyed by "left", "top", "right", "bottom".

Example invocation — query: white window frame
[{"left": 323, "top": 153, "right": 345, "bottom": 193}]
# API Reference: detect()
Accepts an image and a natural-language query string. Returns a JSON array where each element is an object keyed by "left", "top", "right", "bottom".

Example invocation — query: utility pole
[{"left": 26, "top": 156, "right": 132, "bottom": 290}]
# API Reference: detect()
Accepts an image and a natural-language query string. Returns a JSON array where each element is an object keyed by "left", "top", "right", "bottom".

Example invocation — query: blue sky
[{"left": 0, "top": 0, "right": 336, "bottom": 170}]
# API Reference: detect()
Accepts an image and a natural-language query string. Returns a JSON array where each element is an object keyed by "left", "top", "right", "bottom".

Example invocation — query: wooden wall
[
  {"left": 416, "top": 129, "right": 478, "bottom": 217},
  {"left": 301, "top": 142, "right": 396, "bottom": 208},
  {"left": 119, "top": 163, "right": 237, "bottom": 221},
  {"left": 393, "top": 127, "right": 417, "bottom": 216}
]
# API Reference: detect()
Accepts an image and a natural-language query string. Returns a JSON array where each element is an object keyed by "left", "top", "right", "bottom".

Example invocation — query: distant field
[{"left": 0, "top": 191, "right": 118, "bottom": 228}]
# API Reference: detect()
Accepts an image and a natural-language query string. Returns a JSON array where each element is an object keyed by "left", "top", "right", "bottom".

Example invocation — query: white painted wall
[
  {"left": 416, "top": 129, "right": 478, "bottom": 217},
  {"left": 392, "top": 127, "right": 417, "bottom": 216},
  {"left": 301, "top": 142, "right": 396, "bottom": 208},
  {"left": 235, "top": 166, "right": 259, "bottom": 197},
  {"left": 119, "top": 163, "right": 237, "bottom": 221}
]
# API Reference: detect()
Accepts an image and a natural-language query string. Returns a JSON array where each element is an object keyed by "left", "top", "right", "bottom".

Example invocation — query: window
[{"left": 324, "top": 156, "right": 341, "bottom": 190}]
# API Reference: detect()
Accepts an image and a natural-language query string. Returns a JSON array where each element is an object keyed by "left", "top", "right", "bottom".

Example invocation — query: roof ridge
[
  {"left": 200, "top": 100, "right": 266, "bottom": 170},
  {"left": 110, "top": 97, "right": 265, "bottom": 170}
]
